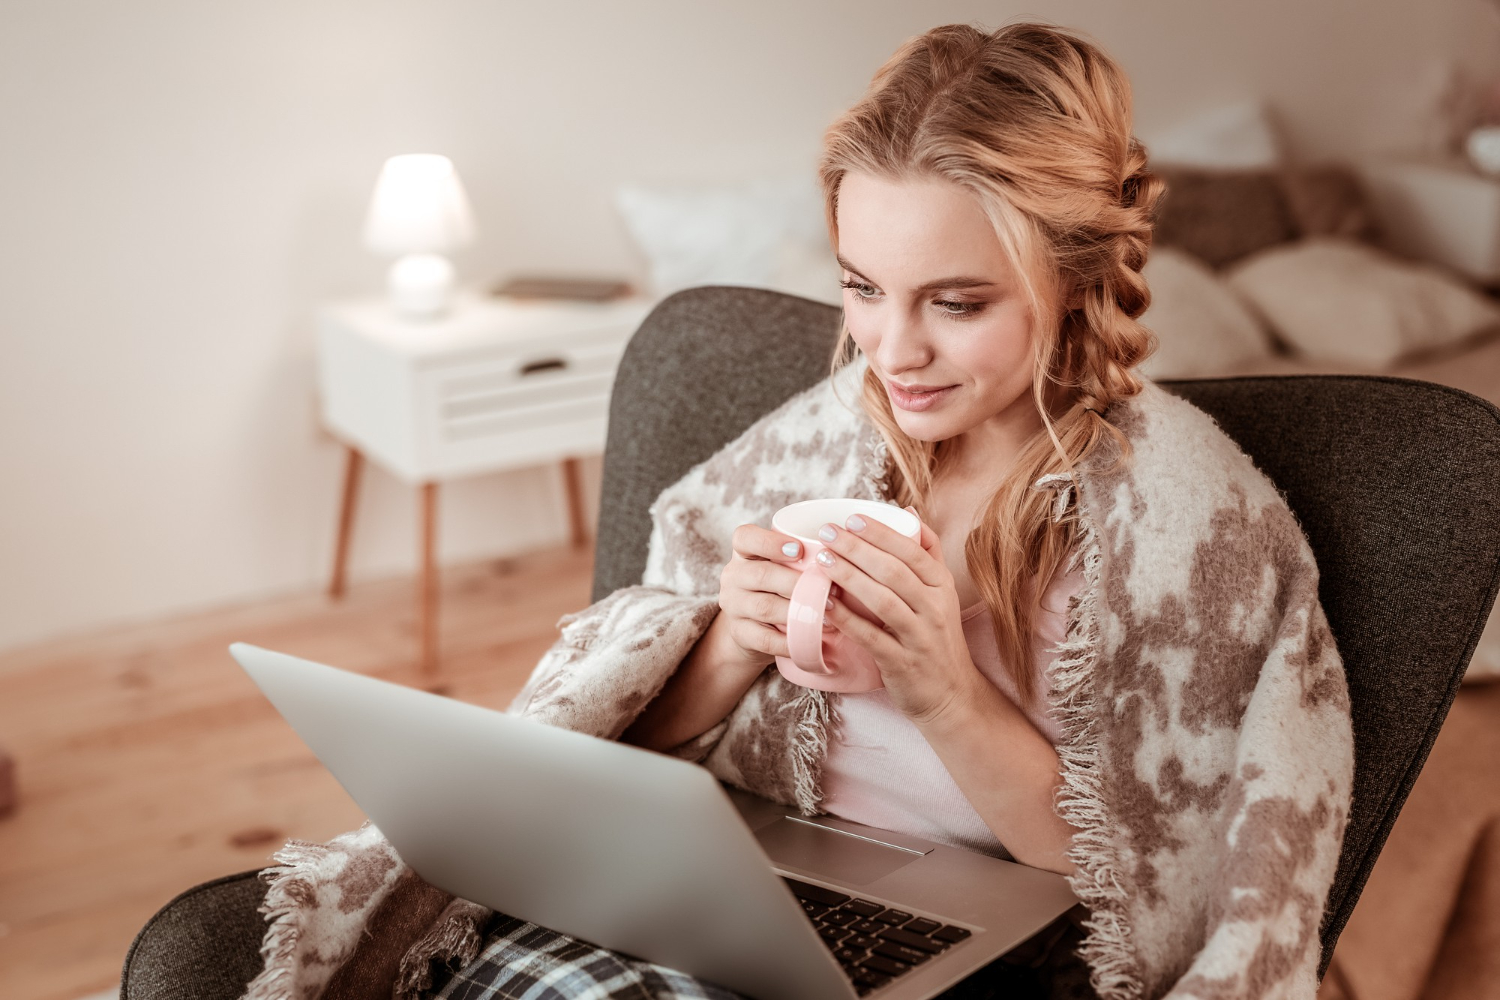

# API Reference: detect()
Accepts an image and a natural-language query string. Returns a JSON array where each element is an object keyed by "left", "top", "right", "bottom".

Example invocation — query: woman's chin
[{"left": 891, "top": 412, "right": 956, "bottom": 443}]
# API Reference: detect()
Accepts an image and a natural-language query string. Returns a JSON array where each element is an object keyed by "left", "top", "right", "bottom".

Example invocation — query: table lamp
[{"left": 362, "top": 154, "right": 476, "bottom": 319}]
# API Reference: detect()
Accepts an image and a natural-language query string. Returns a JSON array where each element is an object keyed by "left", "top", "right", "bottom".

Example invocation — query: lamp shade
[{"left": 362, "top": 154, "right": 476, "bottom": 256}]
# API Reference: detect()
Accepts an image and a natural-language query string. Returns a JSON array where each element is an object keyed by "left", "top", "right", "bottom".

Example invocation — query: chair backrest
[{"left": 596, "top": 286, "right": 1500, "bottom": 972}]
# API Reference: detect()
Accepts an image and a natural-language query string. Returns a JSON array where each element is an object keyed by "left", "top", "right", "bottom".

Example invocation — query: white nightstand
[
  {"left": 316, "top": 290, "right": 656, "bottom": 673},
  {"left": 1356, "top": 155, "right": 1500, "bottom": 285}
]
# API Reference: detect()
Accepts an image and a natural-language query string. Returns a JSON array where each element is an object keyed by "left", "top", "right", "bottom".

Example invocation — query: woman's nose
[{"left": 873, "top": 312, "right": 932, "bottom": 374}]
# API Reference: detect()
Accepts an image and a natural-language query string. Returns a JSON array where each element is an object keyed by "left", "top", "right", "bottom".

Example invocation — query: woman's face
[{"left": 836, "top": 171, "right": 1043, "bottom": 454}]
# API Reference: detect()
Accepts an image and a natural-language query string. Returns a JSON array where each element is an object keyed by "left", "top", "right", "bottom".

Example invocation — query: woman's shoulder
[
  {"left": 1081, "top": 375, "right": 1324, "bottom": 621},
  {"left": 1092, "top": 377, "right": 1302, "bottom": 530}
]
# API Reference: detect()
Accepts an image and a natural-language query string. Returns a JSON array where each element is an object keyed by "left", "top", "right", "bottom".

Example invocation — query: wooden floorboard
[{"left": 0, "top": 545, "right": 593, "bottom": 1000}]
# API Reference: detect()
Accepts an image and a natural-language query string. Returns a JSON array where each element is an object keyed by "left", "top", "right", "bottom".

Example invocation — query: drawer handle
[{"left": 519, "top": 357, "right": 568, "bottom": 376}]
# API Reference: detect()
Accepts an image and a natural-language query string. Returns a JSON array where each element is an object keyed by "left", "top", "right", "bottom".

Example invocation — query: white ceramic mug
[{"left": 770, "top": 498, "right": 921, "bottom": 692}]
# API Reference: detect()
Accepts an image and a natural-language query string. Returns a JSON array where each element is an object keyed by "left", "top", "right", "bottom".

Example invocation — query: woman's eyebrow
[{"left": 837, "top": 255, "right": 997, "bottom": 293}]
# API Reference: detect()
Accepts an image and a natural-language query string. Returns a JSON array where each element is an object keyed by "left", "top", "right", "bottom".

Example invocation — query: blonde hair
[{"left": 819, "top": 21, "right": 1162, "bottom": 703}]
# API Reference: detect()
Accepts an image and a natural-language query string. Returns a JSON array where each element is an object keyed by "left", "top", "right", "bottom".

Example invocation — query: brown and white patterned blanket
[{"left": 245, "top": 357, "right": 1353, "bottom": 1000}]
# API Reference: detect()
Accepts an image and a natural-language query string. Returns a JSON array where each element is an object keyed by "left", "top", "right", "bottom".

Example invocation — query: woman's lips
[{"left": 887, "top": 381, "right": 957, "bottom": 411}]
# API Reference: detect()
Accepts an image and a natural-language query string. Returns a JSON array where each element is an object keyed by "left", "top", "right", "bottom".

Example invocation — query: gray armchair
[{"left": 123, "top": 287, "right": 1500, "bottom": 998}]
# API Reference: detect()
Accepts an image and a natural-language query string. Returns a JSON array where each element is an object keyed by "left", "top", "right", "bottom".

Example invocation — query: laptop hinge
[{"left": 782, "top": 815, "right": 934, "bottom": 856}]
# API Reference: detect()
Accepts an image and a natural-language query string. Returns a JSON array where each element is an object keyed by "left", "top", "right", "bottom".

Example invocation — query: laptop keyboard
[{"left": 782, "top": 876, "right": 974, "bottom": 996}]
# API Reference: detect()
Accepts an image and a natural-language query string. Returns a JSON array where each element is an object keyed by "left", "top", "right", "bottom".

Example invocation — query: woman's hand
[
  {"left": 622, "top": 523, "right": 803, "bottom": 752},
  {"left": 809, "top": 509, "right": 1078, "bottom": 872},
  {"left": 714, "top": 523, "right": 811, "bottom": 671},
  {"left": 815, "top": 509, "right": 980, "bottom": 726}
]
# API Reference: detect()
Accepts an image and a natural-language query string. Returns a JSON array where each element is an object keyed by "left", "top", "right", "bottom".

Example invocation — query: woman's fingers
[
  {"left": 813, "top": 543, "right": 915, "bottom": 631},
  {"left": 843, "top": 512, "right": 948, "bottom": 588},
  {"left": 744, "top": 589, "right": 789, "bottom": 626},
  {"left": 808, "top": 524, "right": 931, "bottom": 621},
  {"left": 825, "top": 594, "right": 898, "bottom": 659},
  {"left": 717, "top": 523, "right": 816, "bottom": 663},
  {"left": 914, "top": 518, "right": 944, "bottom": 561},
  {"left": 725, "top": 555, "right": 802, "bottom": 598},
  {"left": 732, "top": 523, "right": 805, "bottom": 562},
  {"left": 723, "top": 524, "right": 811, "bottom": 636},
  {"left": 727, "top": 617, "right": 791, "bottom": 659}
]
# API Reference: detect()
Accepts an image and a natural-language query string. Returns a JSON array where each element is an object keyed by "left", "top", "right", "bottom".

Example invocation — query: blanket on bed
[{"left": 244, "top": 358, "right": 1353, "bottom": 1000}]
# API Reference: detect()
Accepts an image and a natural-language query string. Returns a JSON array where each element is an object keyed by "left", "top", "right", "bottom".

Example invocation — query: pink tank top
[{"left": 818, "top": 559, "right": 1084, "bottom": 859}]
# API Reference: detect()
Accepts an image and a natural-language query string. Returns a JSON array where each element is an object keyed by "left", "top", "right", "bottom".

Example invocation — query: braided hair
[{"left": 820, "top": 21, "right": 1163, "bottom": 702}]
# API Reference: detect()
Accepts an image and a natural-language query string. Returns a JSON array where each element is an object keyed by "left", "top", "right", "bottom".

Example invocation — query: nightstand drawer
[
  {"left": 318, "top": 293, "right": 653, "bottom": 481},
  {"left": 433, "top": 333, "right": 625, "bottom": 393},
  {"left": 436, "top": 369, "right": 616, "bottom": 441},
  {"left": 423, "top": 334, "right": 622, "bottom": 446},
  {"left": 420, "top": 390, "right": 612, "bottom": 475}
]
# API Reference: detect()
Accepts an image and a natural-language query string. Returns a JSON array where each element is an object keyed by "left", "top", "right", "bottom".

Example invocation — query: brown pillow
[
  {"left": 1278, "top": 164, "right": 1382, "bottom": 243},
  {"left": 1152, "top": 166, "right": 1297, "bottom": 269}
]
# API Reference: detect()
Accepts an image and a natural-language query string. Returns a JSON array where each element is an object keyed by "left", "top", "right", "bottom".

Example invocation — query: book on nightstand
[{"left": 491, "top": 275, "right": 636, "bottom": 302}]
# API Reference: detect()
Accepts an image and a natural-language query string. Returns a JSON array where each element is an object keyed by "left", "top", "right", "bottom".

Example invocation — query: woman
[
  {"left": 621, "top": 19, "right": 1151, "bottom": 876},
  {"left": 248, "top": 22, "right": 1353, "bottom": 1000}
]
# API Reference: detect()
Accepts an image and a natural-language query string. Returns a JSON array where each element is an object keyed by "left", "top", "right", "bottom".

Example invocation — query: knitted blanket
[{"left": 244, "top": 359, "right": 1353, "bottom": 1000}]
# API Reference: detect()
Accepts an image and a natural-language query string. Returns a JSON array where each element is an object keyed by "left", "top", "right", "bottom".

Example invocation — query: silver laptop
[{"left": 229, "top": 642, "right": 1078, "bottom": 1000}]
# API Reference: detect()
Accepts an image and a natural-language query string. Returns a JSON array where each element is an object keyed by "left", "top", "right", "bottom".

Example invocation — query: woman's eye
[
  {"left": 837, "top": 279, "right": 983, "bottom": 317},
  {"left": 839, "top": 279, "right": 879, "bottom": 299},
  {"left": 936, "top": 299, "right": 984, "bottom": 318}
]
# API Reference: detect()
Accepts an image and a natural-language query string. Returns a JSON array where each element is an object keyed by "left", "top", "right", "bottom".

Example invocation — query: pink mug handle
[{"left": 785, "top": 565, "right": 836, "bottom": 674}]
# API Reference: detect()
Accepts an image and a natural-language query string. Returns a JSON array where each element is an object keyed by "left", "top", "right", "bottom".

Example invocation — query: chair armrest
[{"left": 122, "top": 870, "right": 267, "bottom": 1000}]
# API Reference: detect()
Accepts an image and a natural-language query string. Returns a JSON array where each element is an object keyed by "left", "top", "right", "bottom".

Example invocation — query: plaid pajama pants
[
  {"left": 424, "top": 913, "right": 1081, "bottom": 1000},
  {"left": 427, "top": 915, "right": 746, "bottom": 1000}
]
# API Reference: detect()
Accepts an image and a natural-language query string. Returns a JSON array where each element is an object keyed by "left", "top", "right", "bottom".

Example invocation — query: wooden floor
[{"left": 0, "top": 544, "right": 594, "bottom": 1000}]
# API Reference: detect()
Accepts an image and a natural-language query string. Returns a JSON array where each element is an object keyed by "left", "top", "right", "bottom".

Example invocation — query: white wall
[{"left": 2, "top": 0, "right": 1497, "bottom": 652}]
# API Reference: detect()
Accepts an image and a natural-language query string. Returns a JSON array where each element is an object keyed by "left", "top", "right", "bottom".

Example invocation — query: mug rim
[{"left": 771, "top": 498, "right": 919, "bottom": 542}]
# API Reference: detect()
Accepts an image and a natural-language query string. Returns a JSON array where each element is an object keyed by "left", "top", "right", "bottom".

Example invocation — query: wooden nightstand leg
[
  {"left": 0, "top": 744, "right": 16, "bottom": 818},
  {"left": 328, "top": 445, "right": 364, "bottom": 600},
  {"left": 419, "top": 482, "right": 440, "bottom": 675},
  {"left": 561, "top": 456, "right": 590, "bottom": 549}
]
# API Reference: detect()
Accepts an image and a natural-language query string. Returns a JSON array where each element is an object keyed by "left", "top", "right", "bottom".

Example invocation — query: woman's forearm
[
  {"left": 916, "top": 676, "right": 1078, "bottom": 874},
  {"left": 620, "top": 611, "right": 770, "bottom": 753}
]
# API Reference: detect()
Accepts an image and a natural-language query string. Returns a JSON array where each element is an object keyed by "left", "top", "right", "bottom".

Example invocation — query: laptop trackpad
[{"left": 755, "top": 817, "right": 920, "bottom": 886}]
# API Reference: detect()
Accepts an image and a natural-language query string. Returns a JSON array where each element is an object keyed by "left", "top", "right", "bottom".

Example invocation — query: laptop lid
[{"left": 229, "top": 642, "right": 855, "bottom": 1000}]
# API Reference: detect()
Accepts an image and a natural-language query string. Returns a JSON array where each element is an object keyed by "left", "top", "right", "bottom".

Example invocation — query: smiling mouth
[{"left": 886, "top": 381, "right": 957, "bottom": 411}]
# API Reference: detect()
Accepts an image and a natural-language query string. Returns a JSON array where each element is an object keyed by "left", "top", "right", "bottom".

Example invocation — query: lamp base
[{"left": 388, "top": 253, "right": 455, "bottom": 319}]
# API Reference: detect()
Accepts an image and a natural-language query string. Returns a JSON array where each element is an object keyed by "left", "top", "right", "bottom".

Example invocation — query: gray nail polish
[{"left": 782, "top": 541, "right": 800, "bottom": 557}]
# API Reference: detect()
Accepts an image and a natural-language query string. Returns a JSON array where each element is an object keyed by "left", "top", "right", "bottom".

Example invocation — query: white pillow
[
  {"left": 1137, "top": 247, "right": 1278, "bottom": 378},
  {"left": 614, "top": 177, "right": 841, "bottom": 304},
  {"left": 1142, "top": 100, "right": 1283, "bottom": 169},
  {"left": 1224, "top": 237, "right": 1500, "bottom": 367}
]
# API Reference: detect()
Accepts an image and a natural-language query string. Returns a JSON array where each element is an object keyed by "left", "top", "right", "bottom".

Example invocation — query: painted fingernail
[
  {"left": 845, "top": 514, "right": 866, "bottom": 531},
  {"left": 825, "top": 597, "right": 834, "bottom": 611},
  {"left": 782, "top": 541, "right": 800, "bottom": 557},
  {"left": 816, "top": 549, "right": 835, "bottom": 566},
  {"left": 818, "top": 524, "right": 837, "bottom": 542}
]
